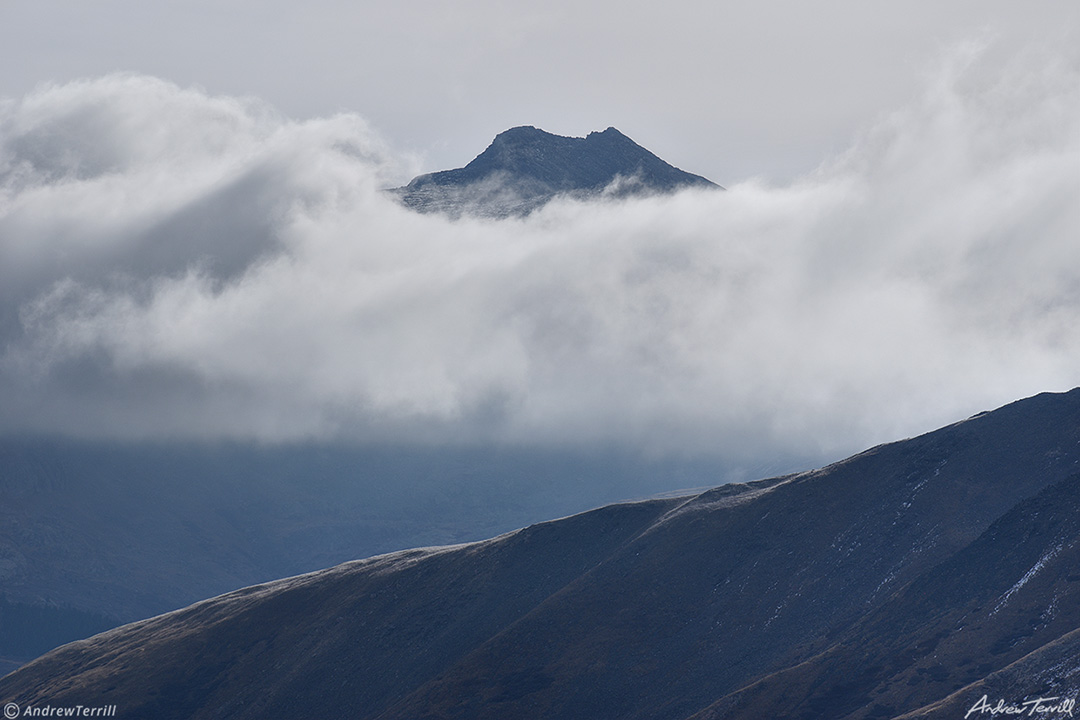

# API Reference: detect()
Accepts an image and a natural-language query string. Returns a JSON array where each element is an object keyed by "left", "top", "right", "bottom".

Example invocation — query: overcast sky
[
  {"left": 0, "top": 2, "right": 1078, "bottom": 467},
  {"left": 1, "top": 1, "right": 1076, "bottom": 183}
]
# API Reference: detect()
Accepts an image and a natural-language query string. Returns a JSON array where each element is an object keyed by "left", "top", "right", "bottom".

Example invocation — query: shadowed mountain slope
[
  {"left": 391, "top": 126, "right": 719, "bottom": 217},
  {"left": 3, "top": 389, "right": 1080, "bottom": 719},
  {"left": 0, "top": 442, "right": 743, "bottom": 666},
  {"left": 692, "top": 470, "right": 1080, "bottom": 720},
  {"left": 893, "top": 626, "right": 1080, "bottom": 719}
]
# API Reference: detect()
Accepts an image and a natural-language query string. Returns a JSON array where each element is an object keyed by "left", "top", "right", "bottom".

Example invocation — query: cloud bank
[{"left": 1, "top": 46, "right": 1078, "bottom": 462}]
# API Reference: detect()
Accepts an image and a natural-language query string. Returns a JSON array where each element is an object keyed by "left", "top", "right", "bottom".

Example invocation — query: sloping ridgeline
[
  {"left": 0, "top": 441, "right": 737, "bottom": 657},
  {"left": 0, "top": 598, "right": 114, "bottom": 677},
  {"left": 390, "top": 126, "right": 720, "bottom": 218},
  {"left": 2, "top": 389, "right": 1080, "bottom": 719}
]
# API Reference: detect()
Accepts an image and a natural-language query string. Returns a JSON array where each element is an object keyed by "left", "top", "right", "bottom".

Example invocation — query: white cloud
[{"left": 1, "top": 46, "right": 1078, "bottom": 463}]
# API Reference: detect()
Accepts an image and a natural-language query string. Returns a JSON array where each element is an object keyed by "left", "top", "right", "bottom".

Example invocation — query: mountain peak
[
  {"left": 492, "top": 125, "right": 546, "bottom": 140},
  {"left": 588, "top": 126, "right": 629, "bottom": 139},
  {"left": 392, "top": 125, "right": 720, "bottom": 218}
]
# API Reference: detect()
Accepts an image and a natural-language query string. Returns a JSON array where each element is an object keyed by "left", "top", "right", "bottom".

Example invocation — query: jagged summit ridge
[{"left": 392, "top": 125, "right": 720, "bottom": 217}]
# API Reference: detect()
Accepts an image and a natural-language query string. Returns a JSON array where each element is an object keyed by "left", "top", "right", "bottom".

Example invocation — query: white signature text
[{"left": 965, "top": 694, "right": 1076, "bottom": 718}]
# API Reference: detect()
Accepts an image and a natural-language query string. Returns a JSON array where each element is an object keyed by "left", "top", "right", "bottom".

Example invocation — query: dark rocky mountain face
[
  {"left": 3, "top": 389, "right": 1080, "bottom": 718},
  {"left": 391, "top": 126, "right": 720, "bottom": 217}
]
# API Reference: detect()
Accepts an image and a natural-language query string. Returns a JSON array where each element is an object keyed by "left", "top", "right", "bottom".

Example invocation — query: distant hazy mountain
[
  {"left": 4, "top": 389, "right": 1080, "bottom": 719},
  {"left": 0, "top": 441, "right": 757, "bottom": 670},
  {"left": 391, "top": 126, "right": 720, "bottom": 217}
]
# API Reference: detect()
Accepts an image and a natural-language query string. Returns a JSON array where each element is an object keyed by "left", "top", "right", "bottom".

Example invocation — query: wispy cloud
[{"left": 1, "top": 46, "right": 1077, "bottom": 462}]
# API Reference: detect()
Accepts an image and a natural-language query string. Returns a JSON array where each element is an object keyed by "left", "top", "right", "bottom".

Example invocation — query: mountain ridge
[
  {"left": 3, "top": 389, "right": 1080, "bottom": 718},
  {"left": 0, "top": 441, "right": 745, "bottom": 664}
]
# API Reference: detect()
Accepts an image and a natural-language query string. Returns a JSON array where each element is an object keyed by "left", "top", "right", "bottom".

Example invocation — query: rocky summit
[{"left": 390, "top": 126, "right": 720, "bottom": 217}]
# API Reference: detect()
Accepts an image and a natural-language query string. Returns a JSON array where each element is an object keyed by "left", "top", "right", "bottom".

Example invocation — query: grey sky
[{"left": 1, "top": 1, "right": 1076, "bottom": 183}]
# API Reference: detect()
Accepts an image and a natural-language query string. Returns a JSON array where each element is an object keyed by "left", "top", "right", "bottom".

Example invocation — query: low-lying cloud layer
[{"left": 2, "top": 45, "right": 1078, "bottom": 462}]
